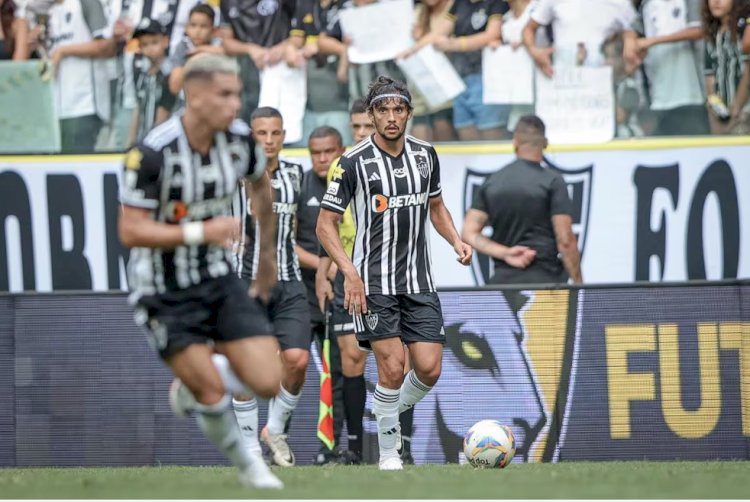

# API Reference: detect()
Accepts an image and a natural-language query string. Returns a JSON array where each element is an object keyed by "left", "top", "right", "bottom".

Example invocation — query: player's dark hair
[
  {"left": 350, "top": 98, "right": 367, "bottom": 116},
  {"left": 365, "top": 75, "right": 412, "bottom": 111},
  {"left": 250, "top": 106, "right": 283, "bottom": 122},
  {"left": 513, "top": 115, "right": 547, "bottom": 148},
  {"left": 308, "top": 126, "right": 343, "bottom": 148},
  {"left": 189, "top": 3, "right": 215, "bottom": 24}
]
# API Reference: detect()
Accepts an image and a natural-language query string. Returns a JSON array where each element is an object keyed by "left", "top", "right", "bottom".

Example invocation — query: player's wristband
[{"left": 182, "top": 221, "right": 205, "bottom": 245}]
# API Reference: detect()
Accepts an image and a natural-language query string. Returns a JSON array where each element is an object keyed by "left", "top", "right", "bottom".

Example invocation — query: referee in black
[{"left": 462, "top": 115, "right": 583, "bottom": 284}]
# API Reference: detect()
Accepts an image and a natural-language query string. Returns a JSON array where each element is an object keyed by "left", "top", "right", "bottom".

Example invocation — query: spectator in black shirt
[
  {"left": 220, "top": 0, "right": 303, "bottom": 121},
  {"left": 462, "top": 115, "right": 583, "bottom": 285},
  {"left": 402, "top": 0, "right": 508, "bottom": 141}
]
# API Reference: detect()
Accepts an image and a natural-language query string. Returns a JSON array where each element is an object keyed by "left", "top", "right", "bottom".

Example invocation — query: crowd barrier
[{"left": 1, "top": 281, "right": 747, "bottom": 467}]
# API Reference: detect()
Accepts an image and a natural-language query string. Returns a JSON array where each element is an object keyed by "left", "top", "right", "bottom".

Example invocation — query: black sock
[
  {"left": 400, "top": 406, "right": 414, "bottom": 453},
  {"left": 343, "top": 374, "right": 366, "bottom": 456}
]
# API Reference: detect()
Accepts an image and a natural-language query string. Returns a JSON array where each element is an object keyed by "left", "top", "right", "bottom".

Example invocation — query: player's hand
[
  {"left": 530, "top": 47, "right": 554, "bottom": 78},
  {"left": 343, "top": 271, "right": 367, "bottom": 316},
  {"left": 315, "top": 272, "right": 334, "bottom": 313},
  {"left": 454, "top": 240, "right": 473, "bottom": 266},
  {"left": 248, "top": 46, "right": 268, "bottom": 69},
  {"left": 267, "top": 44, "right": 285, "bottom": 66},
  {"left": 504, "top": 246, "right": 536, "bottom": 269},
  {"left": 202, "top": 216, "right": 240, "bottom": 249},
  {"left": 433, "top": 35, "right": 452, "bottom": 53}
]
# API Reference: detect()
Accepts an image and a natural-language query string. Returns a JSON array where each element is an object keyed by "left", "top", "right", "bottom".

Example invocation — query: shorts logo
[{"left": 365, "top": 312, "right": 379, "bottom": 330}]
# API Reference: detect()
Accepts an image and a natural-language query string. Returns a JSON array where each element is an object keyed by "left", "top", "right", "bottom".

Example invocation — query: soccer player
[
  {"left": 232, "top": 107, "right": 311, "bottom": 467},
  {"left": 317, "top": 76, "right": 473, "bottom": 470},
  {"left": 118, "top": 54, "right": 283, "bottom": 489}
]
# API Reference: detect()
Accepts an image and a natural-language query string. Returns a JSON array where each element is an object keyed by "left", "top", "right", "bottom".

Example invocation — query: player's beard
[{"left": 379, "top": 124, "right": 405, "bottom": 142}]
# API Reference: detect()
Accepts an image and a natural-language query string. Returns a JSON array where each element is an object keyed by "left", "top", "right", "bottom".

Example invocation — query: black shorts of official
[
  {"left": 134, "top": 274, "right": 273, "bottom": 360},
  {"left": 267, "top": 279, "right": 312, "bottom": 351},
  {"left": 353, "top": 293, "right": 445, "bottom": 350}
]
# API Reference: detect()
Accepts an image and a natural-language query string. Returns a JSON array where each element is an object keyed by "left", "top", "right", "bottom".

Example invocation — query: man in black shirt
[
  {"left": 295, "top": 125, "right": 347, "bottom": 464},
  {"left": 118, "top": 54, "right": 282, "bottom": 489},
  {"left": 317, "top": 76, "right": 472, "bottom": 471},
  {"left": 462, "top": 115, "right": 583, "bottom": 285}
]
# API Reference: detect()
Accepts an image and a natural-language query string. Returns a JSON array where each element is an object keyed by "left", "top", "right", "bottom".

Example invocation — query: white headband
[{"left": 371, "top": 93, "right": 411, "bottom": 105}]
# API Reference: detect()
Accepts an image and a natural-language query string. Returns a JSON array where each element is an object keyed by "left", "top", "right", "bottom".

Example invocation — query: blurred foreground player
[{"left": 118, "top": 54, "right": 283, "bottom": 489}]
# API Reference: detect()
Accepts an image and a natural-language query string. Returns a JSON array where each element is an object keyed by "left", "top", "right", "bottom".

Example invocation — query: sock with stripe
[
  {"left": 343, "top": 375, "right": 366, "bottom": 456},
  {"left": 372, "top": 384, "right": 400, "bottom": 460},
  {"left": 195, "top": 395, "right": 250, "bottom": 469},
  {"left": 266, "top": 385, "right": 300, "bottom": 435},
  {"left": 399, "top": 370, "right": 432, "bottom": 414},
  {"left": 233, "top": 397, "right": 261, "bottom": 455}
]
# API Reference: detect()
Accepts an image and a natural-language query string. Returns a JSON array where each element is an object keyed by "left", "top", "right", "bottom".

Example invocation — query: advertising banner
[
  {"left": 1, "top": 283, "right": 747, "bottom": 467},
  {"left": 1, "top": 138, "right": 749, "bottom": 292}
]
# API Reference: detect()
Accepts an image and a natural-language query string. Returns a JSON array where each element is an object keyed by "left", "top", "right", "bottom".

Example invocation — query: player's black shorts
[
  {"left": 353, "top": 293, "right": 445, "bottom": 350},
  {"left": 266, "top": 279, "right": 312, "bottom": 351},
  {"left": 329, "top": 271, "right": 354, "bottom": 338},
  {"left": 134, "top": 274, "right": 273, "bottom": 360}
]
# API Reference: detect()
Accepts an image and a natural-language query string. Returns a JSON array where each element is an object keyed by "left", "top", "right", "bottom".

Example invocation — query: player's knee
[
  {"left": 190, "top": 383, "right": 226, "bottom": 406},
  {"left": 379, "top": 358, "right": 406, "bottom": 387},
  {"left": 253, "top": 377, "right": 281, "bottom": 400},
  {"left": 415, "top": 364, "right": 441, "bottom": 387},
  {"left": 283, "top": 348, "right": 310, "bottom": 375}
]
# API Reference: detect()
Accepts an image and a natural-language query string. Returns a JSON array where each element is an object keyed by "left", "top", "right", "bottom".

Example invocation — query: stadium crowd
[{"left": 0, "top": 0, "right": 749, "bottom": 152}]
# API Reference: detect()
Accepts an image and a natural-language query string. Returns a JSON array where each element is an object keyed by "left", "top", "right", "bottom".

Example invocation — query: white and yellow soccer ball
[{"left": 463, "top": 420, "right": 516, "bottom": 468}]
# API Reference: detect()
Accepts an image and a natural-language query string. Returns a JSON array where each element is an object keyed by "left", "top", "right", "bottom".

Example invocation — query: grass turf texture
[{"left": 1, "top": 462, "right": 748, "bottom": 499}]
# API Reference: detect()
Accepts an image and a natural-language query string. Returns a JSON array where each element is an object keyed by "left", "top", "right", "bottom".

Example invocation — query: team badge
[
  {"left": 410, "top": 152, "right": 430, "bottom": 179},
  {"left": 365, "top": 312, "right": 379, "bottom": 330}
]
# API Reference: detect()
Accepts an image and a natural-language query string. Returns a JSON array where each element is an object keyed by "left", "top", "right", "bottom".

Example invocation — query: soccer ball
[{"left": 463, "top": 420, "right": 516, "bottom": 468}]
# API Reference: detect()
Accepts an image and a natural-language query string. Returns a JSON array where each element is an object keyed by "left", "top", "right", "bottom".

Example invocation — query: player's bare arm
[
  {"left": 461, "top": 208, "right": 536, "bottom": 269},
  {"left": 552, "top": 214, "right": 583, "bottom": 283},
  {"left": 317, "top": 208, "right": 367, "bottom": 315},
  {"left": 247, "top": 172, "right": 277, "bottom": 301},
  {"left": 315, "top": 256, "right": 335, "bottom": 313},
  {"left": 119, "top": 205, "right": 239, "bottom": 249},
  {"left": 428, "top": 195, "right": 472, "bottom": 266}
]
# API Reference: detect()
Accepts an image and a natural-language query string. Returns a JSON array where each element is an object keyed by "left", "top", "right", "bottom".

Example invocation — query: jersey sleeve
[
  {"left": 550, "top": 174, "right": 573, "bottom": 216},
  {"left": 120, "top": 145, "right": 163, "bottom": 209},
  {"left": 530, "top": 0, "right": 554, "bottom": 26},
  {"left": 291, "top": 0, "right": 316, "bottom": 38},
  {"left": 428, "top": 148, "right": 442, "bottom": 198},
  {"left": 80, "top": 0, "right": 109, "bottom": 39},
  {"left": 246, "top": 136, "right": 265, "bottom": 182},
  {"left": 321, "top": 155, "right": 356, "bottom": 214},
  {"left": 471, "top": 182, "right": 489, "bottom": 213}
]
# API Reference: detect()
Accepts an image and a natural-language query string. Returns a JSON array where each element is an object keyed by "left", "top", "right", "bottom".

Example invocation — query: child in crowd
[
  {"left": 168, "top": 3, "right": 223, "bottom": 94},
  {"left": 128, "top": 18, "right": 176, "bottom": 146}
]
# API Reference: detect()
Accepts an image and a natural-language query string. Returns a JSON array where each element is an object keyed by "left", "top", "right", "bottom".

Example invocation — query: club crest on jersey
[
  {"left": 409, "top": 152, "right": 430, "bottom": 179},
  {"left": 463, "top": 159, "right": 592, "bottom": 285},
  {"left": 365, "top": 312, "right": 379, "bottom": 330}
]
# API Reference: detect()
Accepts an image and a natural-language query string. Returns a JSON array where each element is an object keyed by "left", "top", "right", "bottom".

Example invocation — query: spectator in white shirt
[
  {"left": 623, "top": 0, "right": 709, "bottom": 136},
  {"left": 523, "top": 0, "right": 636, "bottom": 77},
  {"left": 48, "top": 0, "right": 116, "bottom": 152}
]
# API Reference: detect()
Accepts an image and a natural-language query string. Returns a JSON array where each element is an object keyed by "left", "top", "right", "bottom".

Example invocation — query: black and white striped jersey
[
  {"left": 232, "top": 160, "right": 304, "bottom": 282},
  {"left": 120, "top": 115, "right": 262, "bottom": 300},
  {"left": 320, "top": 135, "right": 442, "bottom": 295}
]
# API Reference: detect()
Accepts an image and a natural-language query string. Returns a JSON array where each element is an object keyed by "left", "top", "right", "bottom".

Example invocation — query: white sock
[
  {"left": 233, "top": 397, "right": 261, "bottom": 455},
  {"left": 211, "top": 354, "right": 251, "bottom": 395},
  {"left": 195, "top": 395, "right": 250, "bottom": 469},
  {"left": 266, "top": 385, "right": 300, "bottom": 435},
  {"left": 373, "top": 384, "right": 400, "bottom": 460},
  {"left": 399, "top": 370, "right": 433, "bottom": 414}
]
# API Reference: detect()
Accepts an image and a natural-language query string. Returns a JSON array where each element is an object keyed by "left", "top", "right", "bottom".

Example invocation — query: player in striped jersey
[
  {"left": 231, "top": 107, "right": 311, "bottom": 467},
  {"left": 118, "top": 54, "right": 283, "bottom": 489},
  {"left": 317, "top": 76, "right": 473, "bottom": 470}
]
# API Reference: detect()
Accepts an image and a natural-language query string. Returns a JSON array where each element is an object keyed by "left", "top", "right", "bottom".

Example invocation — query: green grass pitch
[{"left": 1, "top": 462, "right": 748, "bottom": 499}]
